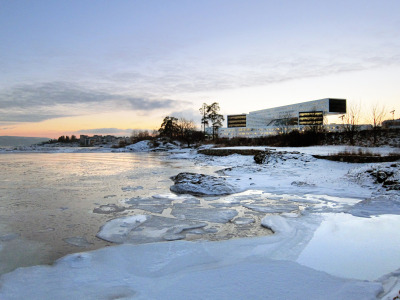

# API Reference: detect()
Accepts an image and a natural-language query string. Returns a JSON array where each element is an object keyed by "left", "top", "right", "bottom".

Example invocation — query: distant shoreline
[{"left": 0, "top": 136, "right": 50, "bottom": 147}]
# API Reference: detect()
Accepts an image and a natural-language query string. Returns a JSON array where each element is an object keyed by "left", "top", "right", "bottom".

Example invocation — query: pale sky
[{"left": 1, "top": 0, "right": 399, "bottom": 138}]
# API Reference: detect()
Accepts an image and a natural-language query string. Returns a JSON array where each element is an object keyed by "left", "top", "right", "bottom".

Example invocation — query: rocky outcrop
[
  {"left": 367, "top": 164, "right": 400, "bottom": 190},
  {"left": 170, "top": 172, "right": 239, "bottom": 196},
  {"left": 254, "top": 150, "right": 313, "bottom": 165},
  {"left": 348, "top": 163, "right": 400, "bottom": 191},
  {"left": 254, "top": 151, "right": 268, "bottom": 164}
]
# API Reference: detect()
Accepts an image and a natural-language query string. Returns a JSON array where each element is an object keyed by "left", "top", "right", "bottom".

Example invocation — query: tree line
[{"left": 43, "top": 135, "right": 79, "bottom": 144}]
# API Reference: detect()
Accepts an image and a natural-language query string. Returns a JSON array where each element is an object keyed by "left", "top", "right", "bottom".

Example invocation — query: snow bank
[
  {"left": 125, "top": 140, "right": 151, "bottom": 151},
  {"left": 210, "top": 150, "right": 373, "bottom": 199},
  {"left": 0, "top": 236, "right": 383, "bottom": 300},
  {"left": 111, "top": 140, "right": 152, "bottom": 152}
]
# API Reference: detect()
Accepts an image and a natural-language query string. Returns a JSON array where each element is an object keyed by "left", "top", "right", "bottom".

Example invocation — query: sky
[{"left": 0, "top": 0, "right": 399, "bottom": 138}]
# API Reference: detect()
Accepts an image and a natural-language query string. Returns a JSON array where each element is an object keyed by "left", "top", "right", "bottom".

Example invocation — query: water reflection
[{"left": 297, "top": 213, "right": 400, "bottom": 280}]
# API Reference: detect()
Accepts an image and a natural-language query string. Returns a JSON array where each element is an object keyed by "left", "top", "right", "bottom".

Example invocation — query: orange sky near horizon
[{"left": 3, "top": 112, "right": 162, "bottom": 139}]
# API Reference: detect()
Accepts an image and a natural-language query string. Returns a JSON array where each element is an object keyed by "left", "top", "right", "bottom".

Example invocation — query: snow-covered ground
[{"left": 0, "top": 144, "right": 400, "bottom": 299}]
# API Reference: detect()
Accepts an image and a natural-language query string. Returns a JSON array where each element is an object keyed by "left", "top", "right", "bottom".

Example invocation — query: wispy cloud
[
  {"left": 0, "top": 126, "right": 16, "bottom": 130},
  {"left": 102, "top": 50, "right": 400, "bottom": 96},
  {"left": 0, "top": 82, "right": 186, "bottom": 123}
]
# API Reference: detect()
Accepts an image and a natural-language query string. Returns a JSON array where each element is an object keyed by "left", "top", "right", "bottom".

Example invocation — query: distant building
[
  {"left": 79, "top": 135, "right": 91, "bottom": 146},
  {"left": 382, "top": 119, "right": 400, "bottom": 129},
  {"left": 220, "top": 98, "right": 347, "bottom": 138},
  {"left": 79, "top": 134, "right": 121, "bottom": 146}
]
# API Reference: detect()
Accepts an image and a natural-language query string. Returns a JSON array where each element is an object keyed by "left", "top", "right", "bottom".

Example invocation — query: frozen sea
[
  {"left": 0, "top": 152, "right": 228, "bottom": 274},
  {"left": 0, "top": 151, "right": 273, "bottom": 275},
  {"left": 1, "top": 145, "right": 400, "bottom": 299}
]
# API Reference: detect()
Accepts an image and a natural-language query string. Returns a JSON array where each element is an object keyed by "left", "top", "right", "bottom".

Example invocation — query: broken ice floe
[
  {"left": 97, "top": 215, "right": 207, "bottom": 244},
  {"left": 122, "top": 186, "right": 144, "bottom": 192},
  {"left": 170, "top": 172, "right": 240, "bottom": 196},
  {"left": 125, "top": 196, "right": 174, "bottom": 214},
  {"left": 93, "top": 204, "right": 126, "bottom": 214},
  {"left": 232, "top": 217, "right": 255, "bottom": 225},
  {"left": 171, "top": 207, "right": 238, "bottom": 223},
  {"left": 182, "top": 198, "right": 201, "bottom": 204},
  {"left": 261, "top": 215, "right": 294, "bottom": 234},
  {"left": 243, "top": 203, "right": 299, "bottom": 213}
]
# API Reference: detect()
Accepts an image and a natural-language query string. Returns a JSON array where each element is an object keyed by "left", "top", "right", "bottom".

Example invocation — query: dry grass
[{"left": 335, "top": 148, "right": 400, "bottom": 157}]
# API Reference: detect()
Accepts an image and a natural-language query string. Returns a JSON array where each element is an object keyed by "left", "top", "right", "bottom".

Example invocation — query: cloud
[
  {"left": 103, "top": 50, "right": 400, "bottom": 96},
  {"left": 169, "top": 108, "right": 202, "bottom": 123},
  {"left": 0, "top": 82, "right": 186, "bottom": 123},
  {"left": 0, "top": 113, "right": 70, "bottom": 123}
]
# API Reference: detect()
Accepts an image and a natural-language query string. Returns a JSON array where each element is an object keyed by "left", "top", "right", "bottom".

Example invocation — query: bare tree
[
  {"left": 276, "top": 112, "right": 297, "bottom": 135},
  {"left": 369, "top": 103, "right": 387, "bottom": 145},
  {"left": 131, "top": 129, "right": 141, "bottom": 139},
  {"left": 131, "top": 129, "right": 151, "bottom": 143},
  {"left": 369, "top": 103, "right": 386, "bottom": 128},
  {"left": 177, "top": 118, "right": 195, "bottom": 136},
  {"left": 342, "top": 103, "right": 361, "bottom": 145},
  {"left": 151, "top": 129, "right": 159, "bottom": 137},
  {"left": 177, "top": 118, "right": 198, "bottom": 147}
]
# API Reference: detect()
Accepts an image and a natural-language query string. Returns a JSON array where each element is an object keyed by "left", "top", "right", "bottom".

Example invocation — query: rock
[
  {"left": 376, "top": 171, "right": 388, "bottom": 183},
  {"left": 170, "top": 172, "right": 239, "bottom": 196},
  {"left": 348, "top": 163, "right": 400, "bottom": 192},
  {"left": 254, "top": 152, "right": 267, "bottom": 164}
]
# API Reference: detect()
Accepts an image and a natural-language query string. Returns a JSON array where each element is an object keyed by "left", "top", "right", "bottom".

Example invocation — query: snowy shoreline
[{"left": 0, "top": 143, "right": 400, "bottom": 299}]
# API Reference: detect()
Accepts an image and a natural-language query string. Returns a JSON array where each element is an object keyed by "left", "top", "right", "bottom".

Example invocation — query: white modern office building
[{"left": 220, "top": 98, "right": 346, "bottom": 138}]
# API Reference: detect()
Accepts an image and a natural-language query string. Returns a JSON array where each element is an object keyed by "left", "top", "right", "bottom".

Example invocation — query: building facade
[{"left": 220, "top": 98, "right": 346, "bottom": 138}]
